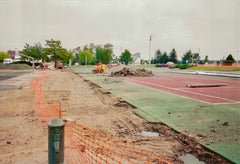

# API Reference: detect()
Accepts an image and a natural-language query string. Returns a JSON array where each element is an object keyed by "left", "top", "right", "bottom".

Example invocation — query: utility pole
[{"left": 148, "top": 35, "right": 152, "bottom": 65}]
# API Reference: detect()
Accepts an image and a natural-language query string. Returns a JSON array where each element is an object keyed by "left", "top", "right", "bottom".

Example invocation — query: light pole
[{"left": 148, "top": 35, "right": 152, "bottom": 65}]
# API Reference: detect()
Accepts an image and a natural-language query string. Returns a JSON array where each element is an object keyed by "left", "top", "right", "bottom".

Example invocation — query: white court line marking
[
  {"left": 150, "top": 76, "right": 240, "bottom": 87},
  {"left": 129, "top": 79, "right": 240, "bottom": 104}
]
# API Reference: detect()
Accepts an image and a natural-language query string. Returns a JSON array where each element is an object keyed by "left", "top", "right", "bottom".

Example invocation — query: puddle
[
  {"left": 136, "top": 131, "right": 164, "bottom": 137},
  {"left": 179, "top": 154, "right": 205, "bottom": 164}
]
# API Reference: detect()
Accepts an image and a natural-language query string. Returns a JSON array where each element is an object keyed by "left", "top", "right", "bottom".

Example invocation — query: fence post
[{"left": 48, "top": 118, "right": 65, "bottom": 164}]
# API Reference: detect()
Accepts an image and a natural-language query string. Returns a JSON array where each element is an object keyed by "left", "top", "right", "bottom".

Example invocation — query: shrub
[
  {"left": 223, "top": 60, "right": 234, "bottom": 64},
  {"left": 176, "top": 64, "right": 189, "bottom": 69},
  {"left": 10, "top": 61, "right": 32, "bottom": 66},
  {"left": 155, "top": 64, "right": 162, "bottom": 67}
]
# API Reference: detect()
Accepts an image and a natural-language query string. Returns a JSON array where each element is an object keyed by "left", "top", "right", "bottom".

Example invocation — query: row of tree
[
  {"left": 20, "top": 40, "right": 134, "bottom": 65},
  {"left": 1, "top": 39, "right": 236, "bottom": 65},
  {"left": 21, "top": 39, "right": 74, "bottom": 64},
  {"left": 152, "top": 49, "right": 201, "bottom": 64}
]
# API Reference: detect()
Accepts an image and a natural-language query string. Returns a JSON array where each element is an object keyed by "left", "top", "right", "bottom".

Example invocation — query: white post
[{"left": 148, "top": 35, "right": 152, "bottom": 65}]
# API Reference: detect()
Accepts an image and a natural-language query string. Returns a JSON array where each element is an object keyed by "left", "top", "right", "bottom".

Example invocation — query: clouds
[{"left": 0, "top": 0, "right": 239, "bottom": 60}]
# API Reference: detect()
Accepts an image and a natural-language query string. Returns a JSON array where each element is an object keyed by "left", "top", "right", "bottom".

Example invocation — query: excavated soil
[{"left": 0, "top": 70, "right": 232, "bottom": 164}]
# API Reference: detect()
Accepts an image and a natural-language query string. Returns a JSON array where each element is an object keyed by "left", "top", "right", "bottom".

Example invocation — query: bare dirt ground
[
  {"left": 0, "top": 70, "right": 232, "bottom": 164},
  {"left": 0, "top": 72, "right": 48, "bottom": 164}
]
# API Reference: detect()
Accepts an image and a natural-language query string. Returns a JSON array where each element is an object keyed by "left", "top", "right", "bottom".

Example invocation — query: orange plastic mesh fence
[
  {"left": 30, "top": 72, "right": 63, "bottom": 125},
  {"left": 31, "top": 72, "right": 172, "bottom": 164},
  {"left": 65, "top": 120, "right": 172, "bottom": 164}
]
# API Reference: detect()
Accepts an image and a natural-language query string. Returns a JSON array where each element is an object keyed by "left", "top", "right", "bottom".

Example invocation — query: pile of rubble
[{"left": 110, "top": 67, "right": 153, "bottom": 77}]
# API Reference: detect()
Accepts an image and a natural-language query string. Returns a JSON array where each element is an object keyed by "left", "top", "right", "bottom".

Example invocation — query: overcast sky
[{"left": 0, "top": 0, "right": 239, "bottom": 60}]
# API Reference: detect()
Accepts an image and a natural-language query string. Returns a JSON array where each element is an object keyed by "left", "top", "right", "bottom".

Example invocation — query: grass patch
[
  {"left": 188, "top": 66, "right": 240, "bottom": 72},
  {"left": 71, "top": 65, "right": 95, "bottom": 69},
  {"left": 138, "top": 64, "right": 156, "bottom": 68},
  {"left": 0, "top": 63, "right": 32, "bottom": 70}
]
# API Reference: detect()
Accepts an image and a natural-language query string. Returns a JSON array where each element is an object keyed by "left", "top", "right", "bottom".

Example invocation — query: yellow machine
[{"left": 93, "top": 63, "right": 106, "bottom": 73}]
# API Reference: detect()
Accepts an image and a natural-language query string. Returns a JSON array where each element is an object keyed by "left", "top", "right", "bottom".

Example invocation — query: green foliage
[
  {"left": 79, "top": 50, "right": 93, "bottom": 65},
  {"left": 169, "top": 48, "right": 177, "bottom": 63},
  {"left": 188, "top": 66, "right": 240, "bottom": 72},
  {"left": 96, "top": 47, "right": 113, "bottom": 64},
  {"left": 204, "top": 55, "right": 209, "bottom": 63},
  {"left": 155, "top": 64, "right": 162, "bottom": 67},
  {"left": 21, "top": 43, "right": 44, "bottom": 61},
  {"left": 161, "top": 52, "right": 169, "bottom": 63},
  {"left": 224, "top": 54, "right": 235, "bottom": 63},
  {"left": 43, "top": 39, "right": 63, "bottom": 62},
  {"left": 42, "top": 39, "right": 74, "bottom": 63},
  {"left": 193, "top": 53, "right": 200, "bottom": 62},
  {"left": 0, "top": 51, "right": 10, "bottom": 62},
  {"left": 176, "top": 64, "right": 189, "bottom": 69},
  {"left": 10, "top": 61, "right": 32, "bottom": 66},
  {"left": 182, "top": 50, "right": 192, "bottom": 63},
  {"left": 120, "top": 50, "right": 133, "bottom": 65},
  {"left": 104, "top": 43, "right": 113, "bottom": 50}
]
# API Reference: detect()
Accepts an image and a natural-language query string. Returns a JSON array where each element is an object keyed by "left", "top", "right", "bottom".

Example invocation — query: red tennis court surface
[{"left": 126, "top": 75, "right": 240, "bottom": 104}]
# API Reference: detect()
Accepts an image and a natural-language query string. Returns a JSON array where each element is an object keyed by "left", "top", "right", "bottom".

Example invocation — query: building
[{"left": 7, "top": 49, "right": 23, "bottom": 60}]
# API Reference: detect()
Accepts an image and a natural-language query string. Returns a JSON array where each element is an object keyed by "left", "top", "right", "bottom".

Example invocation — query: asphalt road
[{"left": 0, "top": 71, "right": 30, "bottom": 81}]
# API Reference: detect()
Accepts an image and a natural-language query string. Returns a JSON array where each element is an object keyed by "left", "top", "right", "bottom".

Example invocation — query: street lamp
[{"left": 148, "top": 35, "right": 152, "bottom": 65}]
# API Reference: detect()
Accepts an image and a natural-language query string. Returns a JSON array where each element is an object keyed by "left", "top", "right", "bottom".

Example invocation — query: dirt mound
[
  {"left": 111, "top": 67, "right": 153, "bottom": 77},
  {"left": 0, "top": 63, "right": 32, "bottom": 70}
]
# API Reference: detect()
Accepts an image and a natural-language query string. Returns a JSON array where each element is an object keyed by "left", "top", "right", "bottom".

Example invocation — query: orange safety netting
[{"left": 31, "top": 72, "right": 172, "bottom": 164}]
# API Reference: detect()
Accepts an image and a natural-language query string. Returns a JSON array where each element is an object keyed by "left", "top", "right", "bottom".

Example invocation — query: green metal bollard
[{"left": 48, "top": 118, "right": 65, "bottom": 164}]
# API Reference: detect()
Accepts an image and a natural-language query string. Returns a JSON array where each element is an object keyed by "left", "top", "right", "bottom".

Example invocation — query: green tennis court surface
[{"left": 81, "top": 74, "right": 240, "bottom": 164}]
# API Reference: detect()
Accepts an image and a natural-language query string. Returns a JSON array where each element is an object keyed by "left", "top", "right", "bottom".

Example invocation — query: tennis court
[{"left": 126, "top": 75, "right": 240, "bottom": 104}]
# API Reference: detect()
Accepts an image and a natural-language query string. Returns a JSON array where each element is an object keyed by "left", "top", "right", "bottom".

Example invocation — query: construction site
[{"left": 0, "top": 64, "right": 240, "bottom": 164}]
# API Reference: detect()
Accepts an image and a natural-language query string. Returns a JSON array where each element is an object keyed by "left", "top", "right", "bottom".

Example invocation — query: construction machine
[{"left": 92, "top": 63, "right": 106, "bottom": 73}]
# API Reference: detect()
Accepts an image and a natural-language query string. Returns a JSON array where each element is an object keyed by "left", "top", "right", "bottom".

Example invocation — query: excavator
[{"left": 92, "top": 63, "right": 106, "bottom": 73}]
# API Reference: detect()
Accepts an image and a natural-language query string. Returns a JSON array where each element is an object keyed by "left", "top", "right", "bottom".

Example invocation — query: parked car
[{"left": 3, "top": 58, "right": 13, "bottom": 64}]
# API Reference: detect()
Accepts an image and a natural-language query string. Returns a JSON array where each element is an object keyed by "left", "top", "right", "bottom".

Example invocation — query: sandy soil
[
  {"left": 0, "top": 70, "right": 232, "bottom": 164},
  {"left": 0, "top": 72, "right": 48, "bottom": 164}
]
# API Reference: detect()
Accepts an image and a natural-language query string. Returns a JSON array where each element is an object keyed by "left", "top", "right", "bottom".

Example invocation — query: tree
[
  {"left": 182, "top": 50, "right": 192, "bottom": 63},
  {"left": 43, "top": 39, "right": 63, "bottom": 62},
  {"left": 159, "top": 51, "right": 168, "bottom": 63},
  {"left": 79, "top": 50, "right": 92, "bottom": 65},
  {"left": 224, "top": 54, "right": 235, "bottom": 63},
  {"left": 21, "top": 43, "right": 45, "bottom": 61},
  {"left": 0, "top": 51, "right": 10, "bottom": 62},
  {"left": 104, "top": 43, "right": 113, "bottom": 50},
  {"left": 204, "top": 55, "right": 209, "bottom": 63},
  {"left": 169, "top": 48, "right": 177, "bottom": 63},
  {"left": 120, "top": 49, "right": 133, "bottom": 65},
  {"left": 155, "top": 49, "right": 162, "bottom": 63},
  {"left": 73, "top": 46, "right": 81, "bottom": 55},
  {"left": 193, "top": 53, "right": 200, "bottom": 62},
  {"left": 95, "top": 47, "right": 113, "bottom": 64},
  {"left": 72, "top": 46, "right": 81, "bottom": 64},
  {"left": 43, "top": 39, "right": 73, "bottom": 63},
  {"left": 59, "top": 48, "right": 74, "bottom": 64}
]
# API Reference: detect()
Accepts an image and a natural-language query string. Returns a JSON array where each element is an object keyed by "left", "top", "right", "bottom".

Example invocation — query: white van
[{"left": 3, "top": 58, "right": 13, "bottom": 64}]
